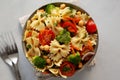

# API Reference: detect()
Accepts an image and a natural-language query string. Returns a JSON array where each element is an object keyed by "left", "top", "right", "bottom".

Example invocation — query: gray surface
[{"left": 0, "top": 0, "right": 120, "bottom": 80}]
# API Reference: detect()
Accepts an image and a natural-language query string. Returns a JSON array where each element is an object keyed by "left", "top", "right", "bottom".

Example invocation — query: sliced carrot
[
  {"left": 26, "top": 31, "right": 32, "bottom": 37},
  {"left": 63, "top": 16, "right": 81, "bottom": 24},
  {"left": 70, "top": 43, "right": 80, "bottom": 51},
  {"left": 86, "top": 40, "right": 94, "bottom": 51}
]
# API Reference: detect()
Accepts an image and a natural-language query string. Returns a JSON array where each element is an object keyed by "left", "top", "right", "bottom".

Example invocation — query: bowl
[{"left": 22, "top": 2, "right": 98, "bottom": 78}]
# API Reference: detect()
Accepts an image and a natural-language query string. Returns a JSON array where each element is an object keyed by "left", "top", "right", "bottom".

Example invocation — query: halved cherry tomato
[
  {"left": 60, "top": 61, "right": 75, "bottom": 77},
  {"left": 62, "top": 21, "right": 77, "bottom": 33},
  {"left": 39, "top": 29, "right": 55, "bottom": 45},
  {"left": 86, "top": 19, "right": 97, "bottom": 33}
]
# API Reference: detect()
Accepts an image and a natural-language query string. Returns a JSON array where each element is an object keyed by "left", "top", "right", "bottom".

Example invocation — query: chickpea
[
  {"left": 60, "top": 4, "right": 66, "bottom": 9},
  {"left": 78, "top": 20, "right": 84, "bottom": 27},
  {"left": 43, "top": 55, "right": 48, "bottom": 59},
  {"left": 40, "top": 45, "right": 50, "bottom": 51},
  {"left": 44, "top": 45, "right": 50, "bottom": 51},
  {"left": 40, "top": 46, "right": 43, "bottom": 50},
  {"left": 77, "top": 11, "right": 81, "bottom": 15},
  {"left": 46, "top": 58, "right": 51, "bottom": 64},
  {"left": 78, "top": 62, "right": 83, "bottom": 68},
  {"left": 38, "top": 9, "right": 44, "bottom": 12}
]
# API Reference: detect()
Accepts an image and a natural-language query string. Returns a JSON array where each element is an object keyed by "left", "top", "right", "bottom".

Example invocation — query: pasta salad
[{"left": 23, "top": 3, "right": 98, "bottom": 78}]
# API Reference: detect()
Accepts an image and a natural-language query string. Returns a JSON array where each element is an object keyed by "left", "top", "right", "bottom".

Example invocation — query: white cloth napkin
[{"left": 19, "top": 14, "right": 30, "bottom": 27}]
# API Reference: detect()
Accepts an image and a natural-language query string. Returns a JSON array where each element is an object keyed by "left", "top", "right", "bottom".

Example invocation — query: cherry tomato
[
  {"left": 86, "top": 19, "right": 97, "bottom": 33},
  {"left": 39, "top": 29, "right": 55, "bottom": 45},
  {"left": 62, "top": 21, "right": 77, "bottom": 33},
  {"left": 60, "top": 61, "right": 75, "bottom": 77}
]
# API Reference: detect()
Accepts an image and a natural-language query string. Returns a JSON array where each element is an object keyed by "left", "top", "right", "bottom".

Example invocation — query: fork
[{"left": 0, "top": 32, "right": 21, "bottom": 80}]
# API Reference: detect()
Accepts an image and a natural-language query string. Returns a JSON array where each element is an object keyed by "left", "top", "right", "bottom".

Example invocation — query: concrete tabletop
[{"left": 0, "top": 0, "right": 120, "bottom": 80}]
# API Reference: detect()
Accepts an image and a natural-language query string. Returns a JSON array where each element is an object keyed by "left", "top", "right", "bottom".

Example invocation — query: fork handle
[{"left": 12, "top": 63, "right": 21, "bottom": 80}]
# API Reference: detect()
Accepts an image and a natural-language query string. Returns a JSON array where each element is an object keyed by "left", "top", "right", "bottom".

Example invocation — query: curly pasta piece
[
  {"left": 59, "top": 7, "right": 71, "bottom": 16},
  {"left": 32, "top": 31, "right": 39, "bottom": 38},
  {"left": 76, "top": 26, "right": 88, "bottom": 38},
  {"left": 26, "top": 47, "right": 41, "bottom": 59},
  {"left": 51, "top": 53, "right": 62, "bottom": 62},
  {"left": 26, "top": 20, "right": 31, "bottom": 29},
  {"left": 25, "top": 37, "right": 33, "bottom": 45},
  {"left": 36, "top": 67, "right": 46, "bottom": 72},
  {"left": 52, "top": 26, "right": 64, "bottom": 36},
  {"left": 49, "top": 68, "right": 59, "bottom": 76},
  {"left": 30, "top": 20, "right": 45, "bottom": 31},
  {"left": 25, "top": 37, "right": 39, "bottom": 47},
  {"left": 71, "top": 26, "right": 89, "bottom": 50},
  {"left": 49, "top": 39, "right": 70, "bottom": 61},
  {"left": 32, "top": 37, "right": 39, "bottom": 47},
  {"left": 44, "top": 16, "right": 61, "bottom": 28},
  {"left": 89, "top": 34, "right": 98, "bottom": 45},
  {"left": 54, "top": 59, "right": 63, "bottom": 66},
  {"left": 47, "top": 62, "right": 54, "bottom": 69},
  {"left": 71, "top": 37, "right": 83, "bottom": 50},
  {"left": 23, "top": 30, "right": 29, "bottom": 41},
  {"left": 31, "top": 10, "right": 45, "bottom": 21}
]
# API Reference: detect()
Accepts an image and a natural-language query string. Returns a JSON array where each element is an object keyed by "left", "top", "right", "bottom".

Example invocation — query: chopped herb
[
  {"left": 41, "top": 13, "right": 48, "bottom": 17},
  {"left": 69, "top": 7, "right": 73, "bottom": 13},
  {"left": 62, "top": 66, "right": 71, "bottom": 72},
  {"left": 26, "top": 44, "right": 31, "bottom": 49}
]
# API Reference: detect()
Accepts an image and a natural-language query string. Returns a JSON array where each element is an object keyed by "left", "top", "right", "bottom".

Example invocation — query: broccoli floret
[
  {"left": 56, "top": 29, "right": 71, "bottom": 44},
  {"left": 45, "top": 4, "right": 55, "bottom": 14},
  {"left": 68, "top": 52, "right": 81, "bottom": 65},
  {"left": 32, "top": 56, "right": 46, "bottom": 68}
]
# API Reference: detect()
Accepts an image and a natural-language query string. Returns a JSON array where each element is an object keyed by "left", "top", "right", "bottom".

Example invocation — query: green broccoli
[
  {"left": 68, "top": 52, "right": 81, "bottom": 65},
  {"left": 45, "top": 4, "right": 55, "bottom": 14},
  {"left": 56, "top": 29, "right": 71, "bottom": 44},
  {"left": 32, "top": 56, "right": 46, "bottom": 68}
]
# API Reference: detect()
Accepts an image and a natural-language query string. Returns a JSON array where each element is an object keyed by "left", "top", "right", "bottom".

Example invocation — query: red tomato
[
  {"left": 39, "top": 29, "right": 55, "bottom": 45},
  {"left": 86, "top": 19, "right": 97, "bottom": 33},
  {"left": 62, "top": 21, "right": 77, "bottom": 33},
  {"left": 60, "top": 61, "right": 75, "bottom": 77}
]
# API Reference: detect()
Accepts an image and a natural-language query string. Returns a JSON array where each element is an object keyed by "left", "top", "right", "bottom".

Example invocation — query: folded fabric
[{"left": 19, "top": 14, "right": 30, "bottom": 28}]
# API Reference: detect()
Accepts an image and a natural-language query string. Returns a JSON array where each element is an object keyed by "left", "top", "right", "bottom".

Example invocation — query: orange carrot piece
[{"left": 26, "top": 31, "right": 32, "bottom": 37}]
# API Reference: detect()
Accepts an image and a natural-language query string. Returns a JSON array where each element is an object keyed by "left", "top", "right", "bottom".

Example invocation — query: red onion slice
[{"left": 82, "top": 52, "right": 95, "bottom": 60}]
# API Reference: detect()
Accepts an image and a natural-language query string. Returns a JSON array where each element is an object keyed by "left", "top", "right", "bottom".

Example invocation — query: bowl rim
[{"left": 22, "top": 1, "right": 99, "bottom": 77}]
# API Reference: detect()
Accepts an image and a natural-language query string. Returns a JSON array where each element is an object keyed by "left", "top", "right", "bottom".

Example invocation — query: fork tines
[{"left": 1, "top": 32, "right": 18, "bottom": 54}]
